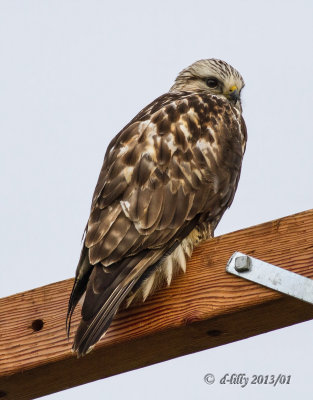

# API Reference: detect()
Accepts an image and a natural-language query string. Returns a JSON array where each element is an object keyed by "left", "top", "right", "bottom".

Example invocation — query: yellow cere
[{"left": 229, "top": 85, "right": 238, "bottom": 92}]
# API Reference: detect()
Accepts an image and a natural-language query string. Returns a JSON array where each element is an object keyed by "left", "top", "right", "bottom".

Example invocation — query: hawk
[{"left": 67, "top": 59, "right": 247, "bottom": 356}]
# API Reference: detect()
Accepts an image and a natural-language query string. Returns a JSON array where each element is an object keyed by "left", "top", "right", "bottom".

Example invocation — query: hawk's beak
[{"left": 226, "top": 85, "right": 240, "bottom": 102}]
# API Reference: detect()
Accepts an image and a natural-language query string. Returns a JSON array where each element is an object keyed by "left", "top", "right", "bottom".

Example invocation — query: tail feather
[
  {"left": 72, "top": 249, "right": 162, "bottom": 357},
  {"left": 73, "top": 280, "right": 134, "bottom": 356},
  {"left": 67, "top": 246, "right": 92, "bottom": 337}
]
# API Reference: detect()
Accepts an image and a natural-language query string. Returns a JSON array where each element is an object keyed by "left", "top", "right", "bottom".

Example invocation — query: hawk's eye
[{"left": 206, "top": 78, "right": 219, "bottom": 88}]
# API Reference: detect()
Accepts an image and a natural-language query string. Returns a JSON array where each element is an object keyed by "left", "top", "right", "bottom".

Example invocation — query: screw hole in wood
[{"left": 31, "top": 319, "right": 44, "bottom": 332}]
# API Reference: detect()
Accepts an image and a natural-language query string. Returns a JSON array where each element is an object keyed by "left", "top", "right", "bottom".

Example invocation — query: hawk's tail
[{"left": 71, "top": 249, "right": 161, "bottom": 357}]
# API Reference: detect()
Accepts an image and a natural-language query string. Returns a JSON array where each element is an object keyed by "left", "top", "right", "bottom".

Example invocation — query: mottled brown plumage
[{"left": 67, "top": 59, "right": 247, "bottom": 356}]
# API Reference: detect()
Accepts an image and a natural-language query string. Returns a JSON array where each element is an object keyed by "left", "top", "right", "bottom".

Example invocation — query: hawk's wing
[{"left": 68, "top": 92, "right": 246, "bottom": 355}]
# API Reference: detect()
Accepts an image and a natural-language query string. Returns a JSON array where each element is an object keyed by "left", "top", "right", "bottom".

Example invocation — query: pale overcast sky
[{"left": 1, "top": 1, "right": 313, "bottom": 399}]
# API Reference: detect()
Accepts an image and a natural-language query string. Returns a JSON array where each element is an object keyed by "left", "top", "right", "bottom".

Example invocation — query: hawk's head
[{"left": 170, "top": 59, "right": 244, "bottom": 111}]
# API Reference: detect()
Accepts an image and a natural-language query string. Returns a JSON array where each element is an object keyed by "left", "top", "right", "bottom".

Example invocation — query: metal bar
[{"left": 226, "top": 252, "right": 313, "bottom": 305}]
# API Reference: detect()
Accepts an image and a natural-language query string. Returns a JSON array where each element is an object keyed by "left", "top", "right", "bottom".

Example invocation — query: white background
[{"left": 1, "top": 1, "right": 313, "bottom": 399}]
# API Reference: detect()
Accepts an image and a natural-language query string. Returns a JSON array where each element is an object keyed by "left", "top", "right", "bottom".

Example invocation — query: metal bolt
[{"left": 235, "top": 255, "right": 251, "bottom": 272}]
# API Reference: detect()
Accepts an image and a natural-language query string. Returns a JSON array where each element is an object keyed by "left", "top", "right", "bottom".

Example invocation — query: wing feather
[
  {"left": 85, "top": 205, "right": 121, "bottom": 247},
  {"left": 89, "top": 211, "right": 132, "bottom": 264}
]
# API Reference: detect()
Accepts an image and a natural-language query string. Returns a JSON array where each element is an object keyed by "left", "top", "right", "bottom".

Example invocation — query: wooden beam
[{"left": 1, "top": 210, "right": 313, "bottom": 399}]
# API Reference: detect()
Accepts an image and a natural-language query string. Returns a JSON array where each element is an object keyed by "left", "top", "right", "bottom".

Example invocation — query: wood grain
[{"left": 1, "top": 209, "right": 313, "bottom": 399}]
